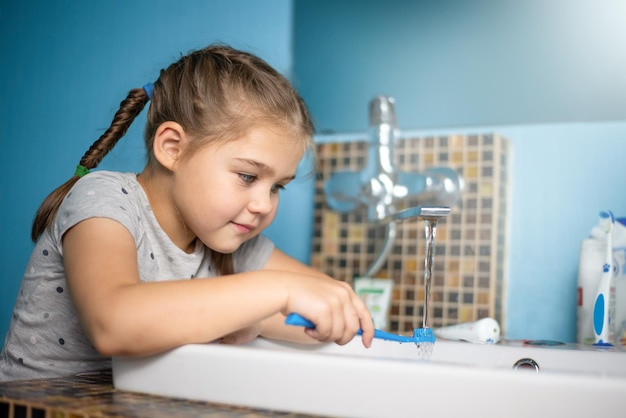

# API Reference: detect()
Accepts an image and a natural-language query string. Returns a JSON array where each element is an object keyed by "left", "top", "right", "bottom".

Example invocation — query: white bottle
[{"left": 577, "top": 238, "right": 607, "bottom": 345}]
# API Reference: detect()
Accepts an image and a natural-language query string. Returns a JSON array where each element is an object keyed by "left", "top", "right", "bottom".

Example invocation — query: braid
[
  {"left": 79, "top": 88, "right": 148, "bottom": 170},
  {"left": 31, "top": 88, "right": 150, "bottom": 241}
]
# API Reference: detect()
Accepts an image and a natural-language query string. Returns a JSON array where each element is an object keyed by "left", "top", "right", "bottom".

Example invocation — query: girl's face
[{"left": 171, "top": 125, "right": 305, "bottom": 254}]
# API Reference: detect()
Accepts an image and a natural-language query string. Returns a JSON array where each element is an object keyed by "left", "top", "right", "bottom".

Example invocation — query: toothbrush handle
[
  {"left": 370, "top": 329, "right": 415, "bottom": 343},
  {"left": 284, "top": 313, "right": 415, "bottom": 343},
  {"left": 285, "top": 312, "right": 315, "bottom": 328}
]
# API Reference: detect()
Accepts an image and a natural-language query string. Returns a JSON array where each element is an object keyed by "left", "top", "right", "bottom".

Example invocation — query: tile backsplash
[{"left": 310, "top": 133, "right": 510, "bottom": 333}]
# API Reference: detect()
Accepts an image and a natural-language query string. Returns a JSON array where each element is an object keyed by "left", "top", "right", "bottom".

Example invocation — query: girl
[{"left": 0, "top": 44, "right": 374, "bottom": 381}]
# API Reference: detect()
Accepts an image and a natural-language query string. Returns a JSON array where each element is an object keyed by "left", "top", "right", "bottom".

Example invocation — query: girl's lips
[{"left": 231, "top": 222, "right": 254, "bottom": 234}]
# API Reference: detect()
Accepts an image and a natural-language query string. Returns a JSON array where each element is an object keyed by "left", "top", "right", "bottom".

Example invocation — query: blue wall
[
  {"left": 294, "top": 0, "right": 626, "bottom": 130},
  {"left": 293, "top": 0, "right": 626, "bottom": 342},
  {"left": 0, "top": 0, "right": 302, "bottom": 340}
]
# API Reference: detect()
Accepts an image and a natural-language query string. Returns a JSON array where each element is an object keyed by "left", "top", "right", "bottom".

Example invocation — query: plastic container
[
  {"left": 433, "top": 318, "right": 501, "bottom": 344},
  {"left": 354, "top": 277, "right": 393, "bottom": 330}
]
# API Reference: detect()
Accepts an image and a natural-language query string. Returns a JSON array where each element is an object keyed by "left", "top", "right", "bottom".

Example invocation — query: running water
[
  {"left": 415, "top": 217, "right": 438, "bottom": 360},
  {"left": 422, "top": 218, "right": 437, "bottom": 329}
]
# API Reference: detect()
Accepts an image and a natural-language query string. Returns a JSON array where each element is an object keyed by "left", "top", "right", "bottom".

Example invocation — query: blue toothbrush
[{"left": 285, "top": 312, "right": 435, "bottom": 344}]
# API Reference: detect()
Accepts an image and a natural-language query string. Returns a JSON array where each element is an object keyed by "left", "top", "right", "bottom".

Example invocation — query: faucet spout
[
  {"left": 361, "top": 205, "right": 450, "bottom": 278},
  {"left": 384, "top": 205, "right": 451, "bottom": 223}
]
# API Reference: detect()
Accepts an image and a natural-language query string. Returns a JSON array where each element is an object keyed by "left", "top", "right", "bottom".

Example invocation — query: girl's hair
[{"left": 31, "top": 44, "right": 315, "bottom": 275}]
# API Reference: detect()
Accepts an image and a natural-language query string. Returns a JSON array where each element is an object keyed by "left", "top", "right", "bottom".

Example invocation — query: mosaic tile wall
[{"left": 310, "top": 133, "right": 510, "bottom": 333}]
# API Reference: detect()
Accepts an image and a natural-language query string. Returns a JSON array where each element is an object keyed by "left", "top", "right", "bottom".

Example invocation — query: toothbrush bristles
[
  {"left": 413, "top": 328, "right": 435, "bottom": 360},
  {"left": 413, "top": 327, "right": 436, "bottom": 343}
]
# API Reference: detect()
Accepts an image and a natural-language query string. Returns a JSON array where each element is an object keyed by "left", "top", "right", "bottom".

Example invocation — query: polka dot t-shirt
[{"left": 0, "top": 171, "right": 274, "bottom": 381}]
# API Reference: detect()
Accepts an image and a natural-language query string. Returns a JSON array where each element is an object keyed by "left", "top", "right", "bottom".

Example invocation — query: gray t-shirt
[{"left": 0, "top": 171, "right": 274, "bottom": 381}]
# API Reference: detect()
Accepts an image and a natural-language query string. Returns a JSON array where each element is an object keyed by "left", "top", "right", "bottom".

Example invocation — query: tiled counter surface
[{"left": 0, "top": 370, "right": 317, "bottom": 417}]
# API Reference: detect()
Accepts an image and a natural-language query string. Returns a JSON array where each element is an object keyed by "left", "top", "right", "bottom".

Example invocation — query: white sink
[{"left": 113, "top": 337, "right": 626, "bottom": 417}]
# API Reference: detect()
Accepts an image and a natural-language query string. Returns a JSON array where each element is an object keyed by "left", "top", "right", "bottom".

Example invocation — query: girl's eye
[
  {"left": 271, "top": 184, "right": 286, "bottom": 194},
  {"left": 239, "top": 173, "right": 256, "bottom": 184}
]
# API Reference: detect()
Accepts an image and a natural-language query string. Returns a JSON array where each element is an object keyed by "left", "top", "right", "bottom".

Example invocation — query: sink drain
[{"left": 513, "top": 358, "right": 540, "bottom": 372}]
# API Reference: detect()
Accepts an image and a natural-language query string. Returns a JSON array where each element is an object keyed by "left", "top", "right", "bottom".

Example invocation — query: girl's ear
[{"left": 152, "top": 122, "right": 186, "bottom": 171}]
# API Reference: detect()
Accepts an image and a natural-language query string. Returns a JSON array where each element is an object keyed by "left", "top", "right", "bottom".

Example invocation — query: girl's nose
[{"left": 247, "top": 190, "right": 275, "bottom": 215}]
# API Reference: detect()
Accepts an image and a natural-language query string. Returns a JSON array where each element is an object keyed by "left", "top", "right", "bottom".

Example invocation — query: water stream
[
  {"left": 412, "top": 217, "right": 438, "bottom": 360},
  {"left": 422, "top": 218, "right": 437, "bottom": 329}
]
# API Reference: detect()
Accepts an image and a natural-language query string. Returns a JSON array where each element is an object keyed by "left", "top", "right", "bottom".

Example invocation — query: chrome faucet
[
  {"left": 322, "top": 96, "right": 463, "bottom": 277},
  {"left": 324, "top": 95, "right": 463, "bottom": 223}
]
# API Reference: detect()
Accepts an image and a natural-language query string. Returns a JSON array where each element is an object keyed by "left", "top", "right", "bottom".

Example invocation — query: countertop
[{"left": 0, "top": 370, "right": 318, "bottom": 417}]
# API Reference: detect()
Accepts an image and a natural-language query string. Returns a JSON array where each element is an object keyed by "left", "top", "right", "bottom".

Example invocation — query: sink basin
[{"left": 113, "top": 337, "right": 626, "bottom": 417}]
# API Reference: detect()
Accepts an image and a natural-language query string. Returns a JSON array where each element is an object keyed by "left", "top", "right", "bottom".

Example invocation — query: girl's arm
[{"left": 63, "top": 217, "right": 374, "bottom": 357}]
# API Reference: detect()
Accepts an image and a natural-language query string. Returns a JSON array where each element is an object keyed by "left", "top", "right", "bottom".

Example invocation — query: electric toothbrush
[{"left": 593, "top": 210, "right": 615, "bottom": 346}]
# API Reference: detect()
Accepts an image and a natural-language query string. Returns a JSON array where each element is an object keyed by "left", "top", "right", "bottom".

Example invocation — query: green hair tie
[{"left": 74, "top": 164, "right": 90, "bottom": 177}]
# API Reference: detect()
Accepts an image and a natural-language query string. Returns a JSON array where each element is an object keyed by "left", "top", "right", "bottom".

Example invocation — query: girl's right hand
[
  {"left": 281, "top": 273, "right": 375, "bottom": 347},
  {"left": 263, "top": 248, "right": 375, "bottom": 348}
]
